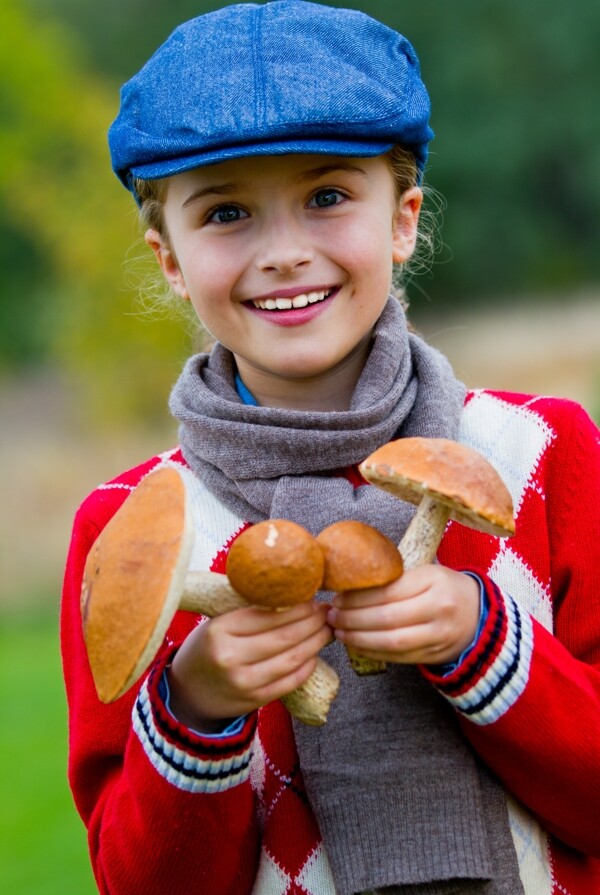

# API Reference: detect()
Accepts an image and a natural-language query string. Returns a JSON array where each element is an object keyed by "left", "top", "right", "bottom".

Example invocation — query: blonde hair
[{"left": 134, "top": 176, "right": 169, "bottom": 238}]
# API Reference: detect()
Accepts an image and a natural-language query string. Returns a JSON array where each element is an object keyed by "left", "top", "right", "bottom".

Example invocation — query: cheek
[
  {"left": 351, "top": 233, "right": 396, "bottom": 296},
  {"left": 179, "top": 243, "right": 241, "bottom": 297},
  {"left": 327, "top": 217, "right": 395, "bottom": 273}
]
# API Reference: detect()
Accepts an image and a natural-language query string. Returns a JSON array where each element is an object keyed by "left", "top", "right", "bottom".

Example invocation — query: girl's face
[{"left": 147, "top": 153, "right": 422, "bottom": 410}]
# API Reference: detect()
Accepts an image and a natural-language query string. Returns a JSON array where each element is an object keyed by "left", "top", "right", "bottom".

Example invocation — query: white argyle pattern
[
  {"left": 490, "top": 544, "right": 553, "bottom": 631},
  {"left": 166, "top": 458, "right": 246, "bottom": 572},
  {"left": 251, "top": 845, "right": 335, "bottom": 895},
  {"left": 459, "top": 391, "right": 554, "bottom": 516},
  {"left": 507, "top": 796, "right": 554, "bottom": 895},
  {"left": 296, "top": 844, "right": 337, "bottom": 894}
]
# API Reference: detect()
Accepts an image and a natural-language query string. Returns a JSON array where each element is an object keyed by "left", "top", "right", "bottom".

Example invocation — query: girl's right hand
[{"left": 166, "top": 601, "right": 332, "bottom": 733}]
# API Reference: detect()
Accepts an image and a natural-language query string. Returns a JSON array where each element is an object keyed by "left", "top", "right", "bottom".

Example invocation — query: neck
[{"left": 234, "top": 338, "right": 372, "bottom": 411}]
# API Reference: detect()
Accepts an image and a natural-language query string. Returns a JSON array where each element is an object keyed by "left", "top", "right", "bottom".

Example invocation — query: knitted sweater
[{"left": 61, "top": 390, "right": 600, "bottom": 895}]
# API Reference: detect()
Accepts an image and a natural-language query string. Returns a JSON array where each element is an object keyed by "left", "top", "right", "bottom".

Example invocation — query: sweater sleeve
[
  {"left": 60, "top": 487, "right": 262, "bottom": 895},
  {"left": 423, "top": 404, "right": 600, "bottom": 857}
]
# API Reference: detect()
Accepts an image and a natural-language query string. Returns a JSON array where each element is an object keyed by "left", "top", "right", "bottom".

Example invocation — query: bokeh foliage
[
  {"left": 1, "top": 0, "right": 189, "bottom": 423},
  {"left": 4, "top": 0, "right": 600, "bottom": 422}
]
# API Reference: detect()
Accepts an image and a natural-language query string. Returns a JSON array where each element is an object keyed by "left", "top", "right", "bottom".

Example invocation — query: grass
[{"left": 0, "top": 610, "right": 96, "bottom": 894}]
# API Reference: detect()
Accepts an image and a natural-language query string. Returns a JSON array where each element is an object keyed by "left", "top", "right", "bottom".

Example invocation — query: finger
[
  {"left": 248, "top": 655, "right": 323, "bottom": 708},
  {"left": 216, "top": 599, "right": 328, "bottom": 636},
  {"left": 335, "top": 622, "right": 444, "bottom": 664},
  {"left": 328, "top": 594, "right": 433, "bottom": 632},
  {"left": 250, "top": 608, "right": 332, "bottom": 663},
  {"left": 337, "top": 614, "right": 477, "bottom": 666},
  {"left": 332, "top": 568, "right": 432, "bottom": 610},
  {"left": 231, "top": 623, "right": 334, "bottom": 699},
  {"left": 213, "top": 603, "right": 331, "bottom": 669}
]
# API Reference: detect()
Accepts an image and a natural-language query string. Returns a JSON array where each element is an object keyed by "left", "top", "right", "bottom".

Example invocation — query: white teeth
[{"left": 252, "top": 289, "right": 331, "bottom": 310}]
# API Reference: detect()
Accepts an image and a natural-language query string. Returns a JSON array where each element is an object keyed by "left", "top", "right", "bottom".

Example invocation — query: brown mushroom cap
[
  {"left": 359, "top": 437, "right": 515, "bottom": 538},
  {"left": 226, "top": 519, "right": 325, "bottom": 608},
  {"left": 316, "top": 520, "right": 403, "bottom": 590},
  {"left": 82, "top": 466, "right": 193, "bottom": 703}
]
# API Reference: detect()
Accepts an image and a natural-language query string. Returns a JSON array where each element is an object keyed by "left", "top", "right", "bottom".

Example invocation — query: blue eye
[
  {"left": 309, "top": 189, "right": 346, "bottom": 209},
  {"left": 208, "top": 204, "right": 247, "bottom": 224}
]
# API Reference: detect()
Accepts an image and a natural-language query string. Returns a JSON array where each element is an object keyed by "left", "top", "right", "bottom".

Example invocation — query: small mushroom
[
  {"left": 226, "top": 519, "right": 325, "bottom": 608},
  {"left": 81, "top": 467, "right": 339, "bottom": 726},
  {"left": 359, "top": 437, "right": 515, "bottom": 571},
  {"left": 316, "top": 520, "right": 404, "bottom": 675}
]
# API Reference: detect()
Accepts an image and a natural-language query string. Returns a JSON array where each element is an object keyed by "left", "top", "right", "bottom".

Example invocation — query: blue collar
[{"left": 235, "top": 371, "right": 259, "bottom": 406}]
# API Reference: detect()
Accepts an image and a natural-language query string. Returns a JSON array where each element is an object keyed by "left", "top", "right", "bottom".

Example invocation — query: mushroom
[
  {"left": 81, "top": 467, "right": 339, "bottom": 726},
  {"left": 359, "top": 437, "right": 515, "bottom": 571},
  {"left": 226, "top": 518, "right": 325, "bottom": 608},
  {"left": 316, "top": 520, "right": 404, "bottom": 675}
]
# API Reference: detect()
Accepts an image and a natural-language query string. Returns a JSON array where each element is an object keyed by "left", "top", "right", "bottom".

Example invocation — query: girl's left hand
[{"left": 327, "top": 564, "right": 481, "bottom": 666}]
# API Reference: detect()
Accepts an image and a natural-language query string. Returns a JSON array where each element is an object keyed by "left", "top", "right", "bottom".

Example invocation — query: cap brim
[{"left": 128, "top": 136, "right": 396, "bottom": 183}]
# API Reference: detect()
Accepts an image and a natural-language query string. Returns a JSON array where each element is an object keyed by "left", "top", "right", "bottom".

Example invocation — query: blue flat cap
[{"left": 108, "top": 1, "right": 433, "bottom": 195}]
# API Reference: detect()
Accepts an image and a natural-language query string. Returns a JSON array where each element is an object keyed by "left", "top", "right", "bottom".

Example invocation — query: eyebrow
[
  {"left": 296, "top": 162, "right": 369, "bottom": 182},
  {"left": 181, "top": 163, "right": 369, "bottom": 208},
  {"left": 182, "top": 182, "right": 248, "bottom": 208}
]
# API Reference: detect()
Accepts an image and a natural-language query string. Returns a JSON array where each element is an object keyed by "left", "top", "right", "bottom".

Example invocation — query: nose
[{"left": 255, "top": 214, "right": 314, "bottom": 274}]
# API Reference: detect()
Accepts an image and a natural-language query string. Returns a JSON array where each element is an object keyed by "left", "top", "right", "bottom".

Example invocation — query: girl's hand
[
  {"left": 166, "top": 602, "right": 332, "bottom": 732},
  {"left": 327, "top": 565, "right": 481, "bottom": 667}
]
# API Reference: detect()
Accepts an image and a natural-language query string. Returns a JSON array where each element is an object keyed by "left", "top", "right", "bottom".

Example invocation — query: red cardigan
[{"left": 61, "top": 390, "right": 600, "bottom": 894}]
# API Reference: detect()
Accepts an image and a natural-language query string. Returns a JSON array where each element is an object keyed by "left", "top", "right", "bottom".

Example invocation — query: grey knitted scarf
[{"left": 170, "top": 299, "right": 523, "bottom": 895}]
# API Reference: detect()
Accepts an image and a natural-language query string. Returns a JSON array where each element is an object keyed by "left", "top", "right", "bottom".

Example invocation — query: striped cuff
[
  {"left": 132, "top": 648, "right": 257, "bottom": 793},
  {"left": 159, "top": 669, "right": 247, "bottom": 738},
  {"left": 422, "top": 573, "right": 534, "bottom": 726}
]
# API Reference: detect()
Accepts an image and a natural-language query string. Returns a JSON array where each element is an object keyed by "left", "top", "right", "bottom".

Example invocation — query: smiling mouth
[{"left": 250, "top": 288, "right": 334, "bottom": 311}]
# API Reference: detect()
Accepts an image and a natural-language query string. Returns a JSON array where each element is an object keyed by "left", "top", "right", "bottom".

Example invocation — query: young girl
[{"left": 61, "top": 3, "right": 600, "bottom": 894}]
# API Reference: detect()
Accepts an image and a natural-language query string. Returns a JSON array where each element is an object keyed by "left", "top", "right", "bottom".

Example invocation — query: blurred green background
[{"left": 1, "top": 0, "right": 599, "bottom": 891}]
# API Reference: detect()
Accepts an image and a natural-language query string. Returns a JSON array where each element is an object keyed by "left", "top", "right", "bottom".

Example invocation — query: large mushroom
[
  {"left": 359, "top": 437, "right": 515, "bottom": 570},
  {"left": 357, "top": 438, "right": 515, "bottom": 672},
  {"left": 81, "top": 467, "right": 339, "bottom": 726}
]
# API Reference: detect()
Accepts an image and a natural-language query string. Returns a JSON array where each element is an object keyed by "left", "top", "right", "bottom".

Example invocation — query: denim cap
[{"left": 108, "top": 0, "right": 433, "bottom": 198}]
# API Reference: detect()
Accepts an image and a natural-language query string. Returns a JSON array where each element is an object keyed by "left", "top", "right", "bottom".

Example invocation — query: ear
[
  {"left": 392, "top": 186, "right": 423, "bottom": 265},
  {"left": 144, "top": 229, "right": 189, "bottom": 299}
]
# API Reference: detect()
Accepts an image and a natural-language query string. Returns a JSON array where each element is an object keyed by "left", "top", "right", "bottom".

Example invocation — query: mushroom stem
[
  {"left": 181, "top": 571, "right": 249, "bottom": 614},
  {"left": 280, "top": 659, "right": 341, "bottom": 727},
  {"left": 399, "top": 496, "right": 451, "bottom": 569},
  {"left": 181, "top": 570, "right": 339, "bottom": 727}
]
